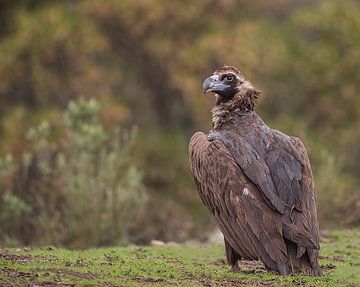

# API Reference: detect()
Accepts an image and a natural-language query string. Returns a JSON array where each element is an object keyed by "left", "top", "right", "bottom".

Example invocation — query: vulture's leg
[{"left": 225, "top": 239, "right": 241, "bottom": 272}]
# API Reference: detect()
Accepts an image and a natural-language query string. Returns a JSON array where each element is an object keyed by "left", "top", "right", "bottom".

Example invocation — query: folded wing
[{"left": 189, "top": 130, "right": 321, "bottom": 275}]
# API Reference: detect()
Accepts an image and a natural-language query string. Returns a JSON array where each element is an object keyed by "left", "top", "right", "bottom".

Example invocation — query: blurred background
[{"left": 0, "top": 0, "right": 359, "bottom": 248}]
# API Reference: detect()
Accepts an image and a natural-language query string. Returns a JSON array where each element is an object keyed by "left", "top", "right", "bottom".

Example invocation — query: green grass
[{"left": 1, "top": 230, "right": 359, "bottom": 286}]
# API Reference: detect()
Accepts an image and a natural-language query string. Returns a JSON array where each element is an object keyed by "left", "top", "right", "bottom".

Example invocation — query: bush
[{"left": 0, "top": 98, "right": 145, "bottom": 248}]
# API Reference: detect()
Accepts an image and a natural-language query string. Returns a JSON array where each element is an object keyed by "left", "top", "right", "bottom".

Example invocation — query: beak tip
[{"left": 202, "top": 74, "right": 220, "bottom": 95}]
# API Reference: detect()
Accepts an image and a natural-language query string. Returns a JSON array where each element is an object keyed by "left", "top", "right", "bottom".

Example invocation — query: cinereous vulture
[{"left": 189, "top": 66, "right": 321, "bottom": 276}]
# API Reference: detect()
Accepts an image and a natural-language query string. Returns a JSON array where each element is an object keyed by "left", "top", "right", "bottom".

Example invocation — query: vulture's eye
[{"left": 224, "top": 75, "right": 235, "bottom": 82}]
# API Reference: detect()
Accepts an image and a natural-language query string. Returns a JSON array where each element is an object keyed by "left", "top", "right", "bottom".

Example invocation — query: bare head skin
[{"left": 202, "top": 65, "right": 260, "bottom": 109}]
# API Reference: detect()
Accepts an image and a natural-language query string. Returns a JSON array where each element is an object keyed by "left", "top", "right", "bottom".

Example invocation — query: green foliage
[
  {"left": 0, "top": 194, "right": 32, "bottom": 245},
  {"left": 0, "top": 99, "right": 145, "bottom": 247},
  {"left": 0, "top": 229, "right": 359, "bottom": 286},
  {"left": 59, "top": 99, "right": 144, "bottom": 247},
  {"left": 0, "top": 155, "right": 16, "bottom": 178}
]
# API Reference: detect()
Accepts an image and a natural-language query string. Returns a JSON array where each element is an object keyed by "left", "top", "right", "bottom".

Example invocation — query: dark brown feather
[{"left": 189, "top": 111, "right": 321, "bottom": 276}]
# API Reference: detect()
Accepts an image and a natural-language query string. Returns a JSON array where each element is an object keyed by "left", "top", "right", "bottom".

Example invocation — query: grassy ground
[{"left": 0, "top": 230, "right": 359, "bottom": 287}]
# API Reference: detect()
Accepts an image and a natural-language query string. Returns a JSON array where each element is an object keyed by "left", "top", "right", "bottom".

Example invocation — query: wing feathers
[
  {"left": 208, "top": 131, "right": 286, "bottom": 214},
  {"left": 282, "top": 222, "right": 318, "bottom": 249},
  {"left": 189, "top": 132, "right": 288, "bottom": 268},
  {"left": 189, "top": 120, "right": 321, "bottom": 275}
]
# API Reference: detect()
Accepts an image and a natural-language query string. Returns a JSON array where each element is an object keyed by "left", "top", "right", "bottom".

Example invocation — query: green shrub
[{"left": 0, "top": 98, "right": 145, "bottom": 247}]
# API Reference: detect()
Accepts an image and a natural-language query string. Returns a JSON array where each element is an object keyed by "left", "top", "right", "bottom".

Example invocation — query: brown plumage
[{"left": 189, "top": 65, "right": 321, "bottom": 276}]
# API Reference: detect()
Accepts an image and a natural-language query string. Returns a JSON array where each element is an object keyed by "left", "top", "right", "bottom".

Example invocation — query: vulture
[{"left": 189, "top": 66, "right": 321, "bottom": 276}]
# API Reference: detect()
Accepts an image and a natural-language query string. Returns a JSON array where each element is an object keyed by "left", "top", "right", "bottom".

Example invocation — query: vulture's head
[{"left": 203, "top": 65, "right": 260, "bottom": 110}]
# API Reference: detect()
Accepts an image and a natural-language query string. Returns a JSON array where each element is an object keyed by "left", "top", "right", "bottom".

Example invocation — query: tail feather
[{"left": 284, "top": 238, "right": 321, "bottom": 276}]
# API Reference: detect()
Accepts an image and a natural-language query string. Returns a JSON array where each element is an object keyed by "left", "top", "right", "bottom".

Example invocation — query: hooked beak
[{"left": 202, "top": 74, "right": 231, "bottom": 94}]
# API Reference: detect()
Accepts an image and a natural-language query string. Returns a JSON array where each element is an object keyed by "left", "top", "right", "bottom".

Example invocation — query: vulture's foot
[{"left": 229, "top": 261, "right": 241, "bottom": 272}]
